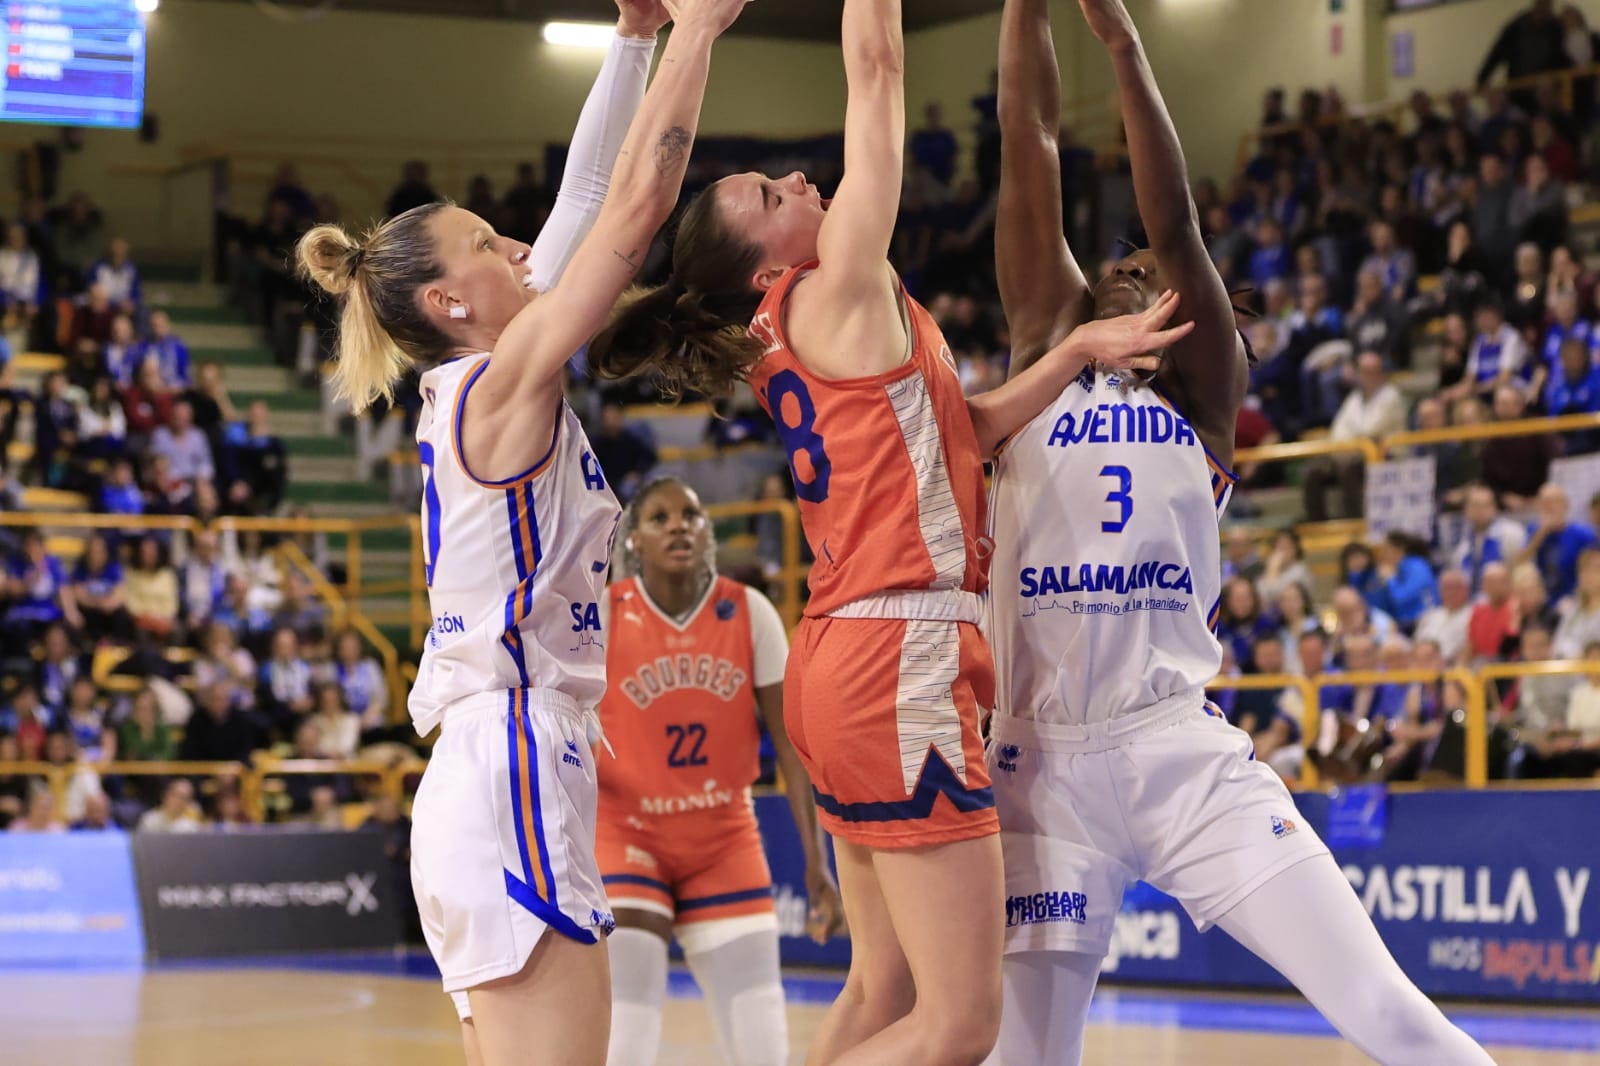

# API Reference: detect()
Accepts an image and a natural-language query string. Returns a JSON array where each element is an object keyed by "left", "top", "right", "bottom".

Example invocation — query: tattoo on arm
[
  {"left": 612, "top": 247, "right": 644, "bottom": 274},
  {"left": 653, "top": 126, "right": 692, "bottom": 175}
]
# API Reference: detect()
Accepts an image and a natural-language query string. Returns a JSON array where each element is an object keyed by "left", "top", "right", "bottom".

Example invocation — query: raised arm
[
  {"left": 970, "top": 291, "right": 1191, "bottom": 456},
  {"left": 1081, "top": 0, "right": 1247, "bottom": 451},
  {"left": 482, "top": 0, "right": 747, "bottom": 397},
  {"left": 999, "top": 0, "right": 1093, "bottom": 380},
  {"left": 812, "top": 0, "right": 906, "bottom": 293},
  {"left": 525, "top": 3, "right": 664, "bottom": 293}
]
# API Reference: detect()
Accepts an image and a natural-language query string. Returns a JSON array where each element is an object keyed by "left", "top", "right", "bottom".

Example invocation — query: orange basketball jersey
[
  {"left": 598, "top": 575, "right": 762, "bottom": 821},
  {"left": 746, "top": 263, "right": 989, "bottom": 617}
]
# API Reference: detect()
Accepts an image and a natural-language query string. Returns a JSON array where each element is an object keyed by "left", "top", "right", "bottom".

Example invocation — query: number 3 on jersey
[
  {"left": 1100, "top": 465, "right": 1132, "bottom": 534},
  {"left": 419, "top": 442, "right": 443, "bottom": 585},
  {"left": 768, "top": 370, "right": 831, "bottom": 503}
]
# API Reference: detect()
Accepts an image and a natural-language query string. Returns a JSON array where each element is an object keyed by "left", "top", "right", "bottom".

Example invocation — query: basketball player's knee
[
  {"left": 916, "top": 1001, "right": 1000, "bottom": 1066},
  {"left": 837, "top": 966, "right": 915, "bottom": 1029},
  {"left": 725, "top": 982, "right": 787, "bottom": 1066},
  {"left": 1350, "top": 976, "right": 1453, "bottom": 1060}
]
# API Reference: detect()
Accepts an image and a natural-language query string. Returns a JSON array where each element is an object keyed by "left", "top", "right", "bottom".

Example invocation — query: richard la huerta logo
[
  {"left": 996, "top": 744, "right": 1020, "bottom": 773},
  {"left": 1006, "top": 890, "right": 1088, "bottom": 928},
  {"left": 1271, "top": 815, "right": 1298, "bottom": 840}
]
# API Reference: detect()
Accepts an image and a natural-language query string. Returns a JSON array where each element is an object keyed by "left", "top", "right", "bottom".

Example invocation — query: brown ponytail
[{"left": 588, "top": 181, "right": 768, "bottom": 400}]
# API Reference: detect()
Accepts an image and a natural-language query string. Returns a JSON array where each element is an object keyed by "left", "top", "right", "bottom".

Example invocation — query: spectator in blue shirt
[
  {"left": 1372, "top": 531, "right": 1440, "bottom": 633},
  {"left": 909, "top": 103, "right": 960, "bottom": 188},
  {"left": 1216, "top": 576, "right": 1278, "bottom": 671},
  {"left": 1248, "top": 217, "right": 1291, "bottom": 291},
  {"left": 1300, "top": 628, "right": 1352, "bottom": 714},
  {"left": 1339, "top": 542, "right": 1384, "bottom": 606},
  {"left": 1359, "top": 219, "right": 1417, "bottom": 302},
  {"left": 139, "top": 310, "right": 190, "bottom": 390},
  {"left": 98, "top": 458, "right": 146, "bottom": 543},
  {"left": 1449, "top": 483, "right": 1529, "bottom": 593},
  {"left": 1545, "top": 339, "right": 1600, "bottom": 451},
  {"left": 88, "top": 237, "right": 140, "bottom": 314},
  {"left": 2, "top": 530, "right": 80, "bottom": 641},
  {"left": 1539, "top": 290, "right": 1595, "bottom": 374},
  {"left": 102, "top": 315, "right": 141, "bottom": 388},
  {"left": 71, "top": 533, "right": 134, "bottom": 645},
  {"left": 1521, "top": 482, "right": 1599, "bottom": 603}
]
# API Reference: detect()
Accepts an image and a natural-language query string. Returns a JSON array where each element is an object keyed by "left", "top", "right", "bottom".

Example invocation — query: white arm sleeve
[
  {"left": 745, "top": 587, "right": 790, "bottom": 689},
  {"left": 526, "top": 32, "right": 658, "bottom": 294}
]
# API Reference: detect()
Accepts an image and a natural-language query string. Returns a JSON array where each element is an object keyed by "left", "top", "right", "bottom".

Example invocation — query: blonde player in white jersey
[
  {"left": 297, "top": 2, "right": 749, "bottom": 1063},
  {"left": 982, "top": 2, "right": 1495, "bottom": 1064}
]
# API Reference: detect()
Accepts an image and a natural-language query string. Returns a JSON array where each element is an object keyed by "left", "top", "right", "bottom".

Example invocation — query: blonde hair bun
[{"left": 298, "top": 224, "right": 363, "bottom": 299}]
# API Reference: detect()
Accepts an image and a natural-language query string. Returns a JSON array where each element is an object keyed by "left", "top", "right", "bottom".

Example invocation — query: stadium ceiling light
[
  {"left": 542, "top": 21, "right": 615, "bottom": 49},
  {"left": 135, "top": 0, "right": 160, "bottom": 11}
]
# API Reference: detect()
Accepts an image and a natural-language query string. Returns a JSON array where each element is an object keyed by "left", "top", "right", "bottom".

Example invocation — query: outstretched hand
[
  {"left": 1068, "top": 289, "right": 1193, "bottom": 378},
  {"left": 615, "top": 0, "right": 670, "bottom": 38},
  {"left": 662, "top": 0, "right": 752, "bottom": 36},
  {"left": 1077, "top": 0, "right": 1138, "bottom": 46}
]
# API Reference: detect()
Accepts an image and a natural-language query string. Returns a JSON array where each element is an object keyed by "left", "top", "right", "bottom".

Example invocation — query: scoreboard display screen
[{"left": 0, "top": 2, "right": 145, "bottom": 129}]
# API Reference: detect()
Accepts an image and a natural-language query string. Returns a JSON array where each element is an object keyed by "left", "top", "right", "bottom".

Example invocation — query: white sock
[
  {"left": 606, "top": 926, "right": 669, "bottom": 1066},
  {"left": 684, "top": 930, "right": 787, "bottom": 1066}
]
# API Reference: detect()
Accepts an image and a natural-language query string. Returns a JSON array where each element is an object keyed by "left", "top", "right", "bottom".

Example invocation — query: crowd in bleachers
[
  {"left": 8, "top": 2, "right": 1600, "bottom": 844},
  {"left": 0, "top": 172, "right": 410, "bottom": 834}
]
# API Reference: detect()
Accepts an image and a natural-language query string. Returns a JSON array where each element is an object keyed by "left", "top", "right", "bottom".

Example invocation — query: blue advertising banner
[
  {"left": 0, "top": 832, "right": 144, "bottom": 964},
  {"left": 1058, "top": 790, "right": 1600, "bottom": 1004},
  {"left": 759, "top": 789, "right": 1600, "bottom": 1002}
]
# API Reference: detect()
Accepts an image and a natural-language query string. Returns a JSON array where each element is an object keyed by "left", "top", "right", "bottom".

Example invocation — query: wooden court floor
[{"left": 2, "top": 966, "right": 1596, "bottom": 1065}]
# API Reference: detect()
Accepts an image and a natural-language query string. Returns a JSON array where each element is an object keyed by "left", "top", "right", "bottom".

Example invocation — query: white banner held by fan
[
  {"left": 1550, "top": 453, "right": 1600, "bottom": 526},
  {"left": 1365, "top": 456, "right": 1436, "bottom": 541}
]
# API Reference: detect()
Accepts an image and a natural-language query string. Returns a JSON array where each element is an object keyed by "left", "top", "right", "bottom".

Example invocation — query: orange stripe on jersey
[
  {"left": 450, "top": 358, "right": 565, "bottom": 489},
  {"left": 511, "top": 688, "right": 552, "bottom": 902},
  {"left": 1147, "top": 383, "right": 1239, "bottom": 508}
]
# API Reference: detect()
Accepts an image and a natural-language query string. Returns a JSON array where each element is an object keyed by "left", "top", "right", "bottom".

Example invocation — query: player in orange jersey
[
  {"left": 586, "top": 3, "right": 1188, "bottom": 1061},
  {"left": 596, "top": 476, "right": 842, "bottom": 1066}
]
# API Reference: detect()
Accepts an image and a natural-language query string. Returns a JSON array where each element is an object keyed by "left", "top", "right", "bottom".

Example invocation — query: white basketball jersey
[
  {"left": 987, "top": 369, "right": 1235, "bottom": 727},
  {"left": 408, "top": 356, "right": 621, "bottom": 735}
]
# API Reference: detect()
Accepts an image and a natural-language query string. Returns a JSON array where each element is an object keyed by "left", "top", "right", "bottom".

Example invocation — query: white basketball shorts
[
  {"left": 988, "top": 692, "right": 1329, "bottom": 956},
  {"left": 411, "top": 687, "right": 614, "bottom": 1018}
]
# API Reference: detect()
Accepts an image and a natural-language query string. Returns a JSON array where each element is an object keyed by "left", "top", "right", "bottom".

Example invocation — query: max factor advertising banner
[
  {"left": 756, "top": 790, "right": 1600, "bottom": 1002},
  {"left": 0, "top": 833, "right": 144, "bottom": 964},
  {"left": 132, "top": 831, "right": 402, "bottom": 958}
]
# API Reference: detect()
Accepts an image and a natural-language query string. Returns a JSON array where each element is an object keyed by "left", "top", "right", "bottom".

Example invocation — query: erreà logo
[{"left": 996, "top": 744, "right": 1020, "bottom": 773}]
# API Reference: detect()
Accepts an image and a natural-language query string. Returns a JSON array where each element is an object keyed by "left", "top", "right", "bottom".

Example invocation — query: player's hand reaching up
[
  {"left": 662, "top": 0, "right": 752, "bottom": 37},
  {"left": 1068, "top": 288, "right": 1194, "bottom": 378},
  {"left": 616, "top": 0, "right": 670, "bottom": 38},
  {"left": 1077, "top": 0, "right": 1138, "bottom": 47}
]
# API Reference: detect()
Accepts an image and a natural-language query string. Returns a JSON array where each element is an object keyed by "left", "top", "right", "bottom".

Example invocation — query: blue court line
[{"left": 14, "top": 951, "right": 1599, "bottom": 1053}]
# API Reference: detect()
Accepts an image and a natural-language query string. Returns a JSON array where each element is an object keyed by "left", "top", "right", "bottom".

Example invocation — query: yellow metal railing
[
  {"left": 5, "top": 661, "right": 1592, "bottom": 813},
  {"left": 0, "top": 511, "right": 408, "bottom": 721},
  {"left": 1205, "top": 661, "right": 1600, "bottom": 791},
  {"left": 0, "top": 758, "right": 418, "bottom": 825},
  {"left": 1383, "top": 411, "right": 1600, "bottom": 456}
]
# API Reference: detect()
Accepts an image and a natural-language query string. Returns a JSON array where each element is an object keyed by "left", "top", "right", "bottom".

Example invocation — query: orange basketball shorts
[
  {"left": 784, "top": 615, "right": 998, "bottom": 849},
  {"left": 595, "top": 807, "right": 774, "bottom": 926}
]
